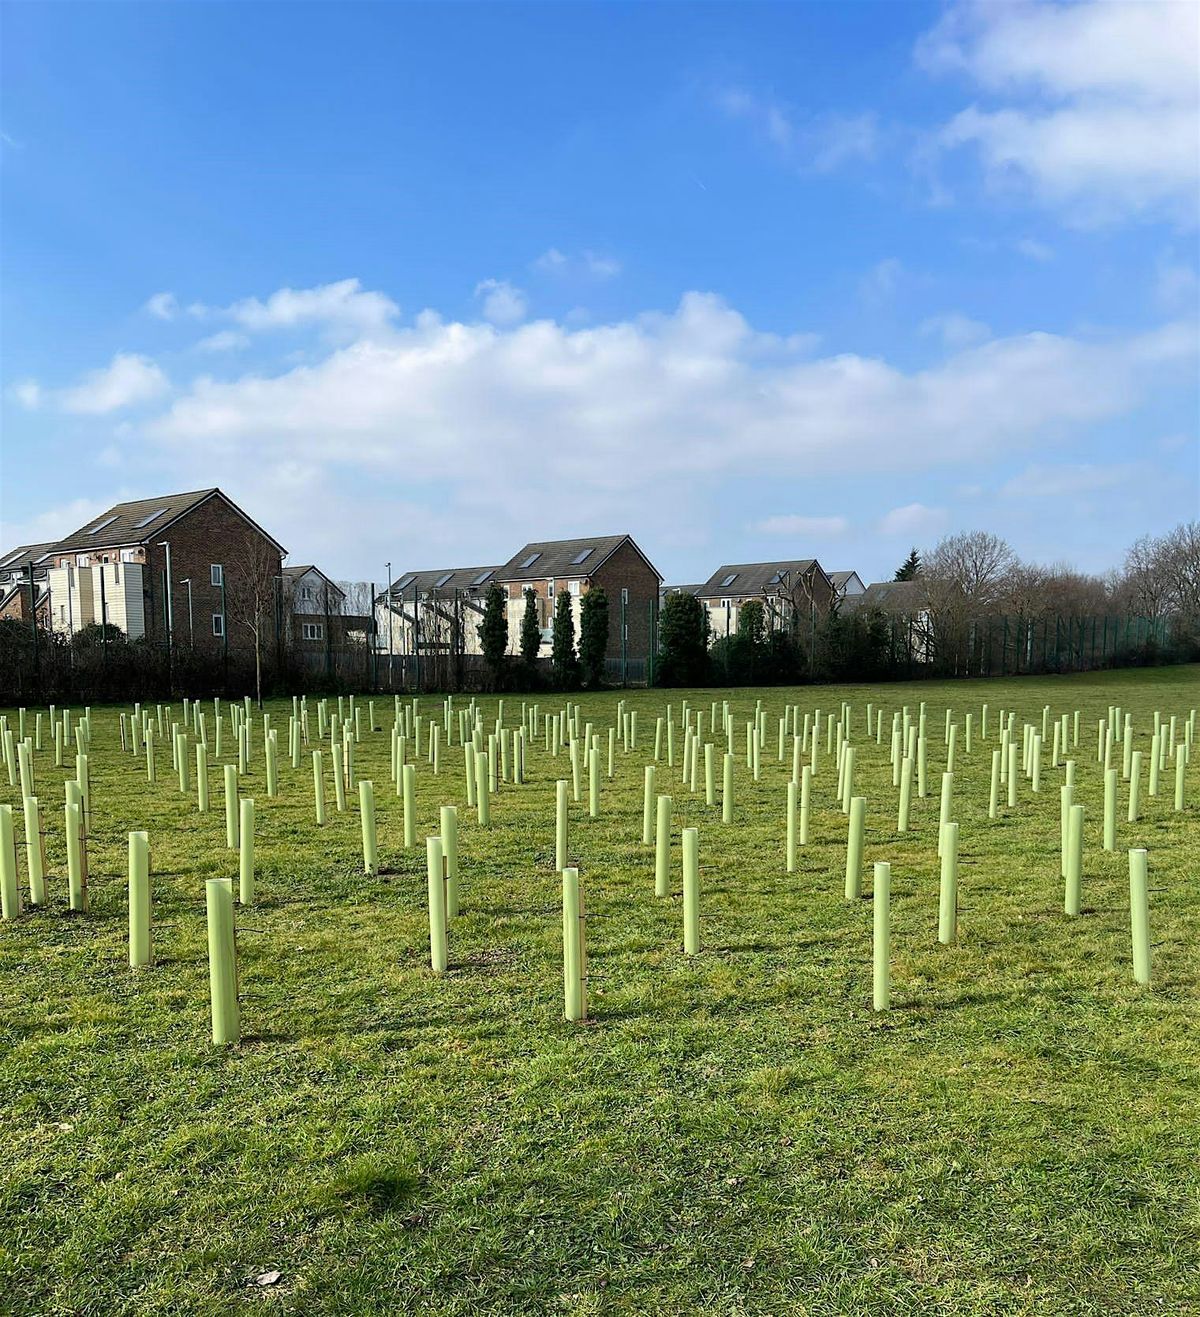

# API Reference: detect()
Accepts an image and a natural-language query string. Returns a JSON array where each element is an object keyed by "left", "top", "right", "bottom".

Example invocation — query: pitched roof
[
  {"left": 828, "top": 570, "right": 861, "bottom": 590},
  {"left": 695, "top": 559, "right": 820, "bottom": 598},
  {"left": 496, "top": 534, "right": 660, "bottom": 582},
  {"left": 387, "top": 565, "right": 502, "bottom": 597},
  {"left": 663, "top": 584, "right": 703, "bottom": 596},
  {"left": 0, "top": 542, "right": 58, "bottom": 577},
  {"left": 51, "top": 488, "right": 286, "bottom": 556},
  {"left": 282, "top": 565, "right": 345, "bottom": 597},
  {"left": 840, "top": 579, "right": 924, "bottom": 615}
]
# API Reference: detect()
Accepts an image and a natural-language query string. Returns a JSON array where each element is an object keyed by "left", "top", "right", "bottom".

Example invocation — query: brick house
[
  {"left": 494, "top": 535, "right": 661, "bottom": 670},
  {"left": 282, "top": 565, "right": 371, "bottom": 651},
  {"left": 695, "top": 558, "right": 836, "bottom": 641},
  {"left": 0, "top": 542, "right": 56, "bottom": 626},
  {"left": 45, "top": 488, "right": 286, "bottom": 658}
]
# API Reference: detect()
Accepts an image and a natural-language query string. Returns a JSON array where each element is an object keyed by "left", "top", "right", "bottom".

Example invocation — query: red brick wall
[{"left": 593, "top": 538, "right": 661, "bottom": 663}]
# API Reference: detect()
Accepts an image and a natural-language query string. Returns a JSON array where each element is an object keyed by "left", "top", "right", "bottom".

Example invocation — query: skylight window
[
  {"left": 434, "top": 572, "right": 453, "bottom": 588},
  {"left": 520, "top": 552, "right": 541, "bottom": 569},
  {"left": 131, "top": 507, "right": 169, "bottom": 530},
  {"left": 0, "top": 549, "right": 20, "bottom": 569},
  {"left": 769, "top": 569, "right": 788, "bottom": 585},
  {"left": 720, "top": 573, "right": 738, "bottom": 588},
  {"left": 570, "top": 548, "right": 593, "bottom": 565},
  {"left": 395, "top": 574, "right": 415, "bottom": 591},
  {"left": 87, "top": 515, "right": 119, "bottom": 536}
]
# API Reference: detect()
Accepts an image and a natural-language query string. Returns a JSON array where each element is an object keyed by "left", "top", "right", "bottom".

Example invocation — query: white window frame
[
  {"left": 212, "top": 613, "right": 225, "bottom": 638},
  {"left": 121, "top": 548, "right": 139, "bottom": 564},
  {"left": 210, "top": 564, "right": 223, "bottom": 586},
  {"left": 568, "top": 580, "right": 581, "bottom": 597},
  {"left": 302, "top": 622, "right": 324, "bottom": 641},
  {"left": 547, "top": 578, "right": 555, "bottom": 598}
]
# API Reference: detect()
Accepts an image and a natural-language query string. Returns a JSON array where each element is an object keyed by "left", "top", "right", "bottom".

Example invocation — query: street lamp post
[{"left": 385, "top": 561, "right": 393, "bottom": 690}]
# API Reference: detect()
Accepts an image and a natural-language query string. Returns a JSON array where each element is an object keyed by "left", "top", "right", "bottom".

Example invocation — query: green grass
[{"left": 2, "top": 667, "right": 1198, "bottom": 1315}]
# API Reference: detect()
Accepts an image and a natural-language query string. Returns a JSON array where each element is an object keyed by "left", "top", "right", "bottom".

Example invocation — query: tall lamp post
[
  {"left": 159, "top": 540, "right": 174, "bottom": 691},
  {"left": 385, "top": 560, "right": 393, "bottom": 690}
]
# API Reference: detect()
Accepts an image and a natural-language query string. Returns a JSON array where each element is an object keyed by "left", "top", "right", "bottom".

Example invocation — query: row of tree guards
[{"left": 0, "top": 688, "right": 1194, "bottom": 1041}]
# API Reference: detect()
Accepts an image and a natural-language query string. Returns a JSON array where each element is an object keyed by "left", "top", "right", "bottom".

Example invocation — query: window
[
  {"left": 212, "top": 614, "right": 225, "bottom": 637},
  {"left": 720, "top": 573, "right": 738, "bottom": 588},
  {"left": 520, "top": 552, "right": 541, "bottom": 569},
  {"left": 547, "top": 579, "right": 555, "bottom": 598},
  {"left": 396, "top": 574, "right": 415, "bottom": 591},
  {"left": 434, "top": 572, "right": 453, "bottom": 588},
  {"left": 570, "top": 547, "right": 593, "bottom": 565},
  {"left": 132, "top": 507, "right": 169, "bottom": 529},
  {"left": 210, "top": 564, "right": 223, "bottom": 586},
  {"left": 121, "top": 549, "right": 139, "bottom": 564},
  {"left": 302, "top": 622, "right": 324, "bottom": 641},
  {"left": 721, "top": 598, "right": 732, "bottom": 610},
  {"left": 768, "top": 569, "right": 787, "bottom": 585},
  {"left": 87, "top": 515, "right": 119, "bottom": 536},
  {"left": 568, "top": 580, "right": 581, "bottom": 596},
  {"left": 470, "top": 570, "right": 493, "bottom": 586},
  {"left": 299, "top": 585, "right": 314, "bottom": 601},
  {"left": 76, "top": 554, "right": 89, "bottom": 567}
]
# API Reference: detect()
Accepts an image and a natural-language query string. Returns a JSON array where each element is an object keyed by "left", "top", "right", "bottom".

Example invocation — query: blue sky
[{"left": 2, "top": 0, "right": 1197, "bottom": 585}]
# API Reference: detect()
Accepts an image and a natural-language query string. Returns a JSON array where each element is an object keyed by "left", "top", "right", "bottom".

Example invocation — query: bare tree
[{"left": 226, "top": 538, "right": 281, "bottom": 706}]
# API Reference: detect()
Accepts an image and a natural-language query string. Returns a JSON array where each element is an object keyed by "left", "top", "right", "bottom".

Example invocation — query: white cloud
[
  {"left": 718, "top": 87, "right": 878, "bottom": 172},
  {"left": 144, "top": 291, "right": 179, "bottom": 320},
  {"left": 878, "top": 503, "right": 947, "bottom": 537},
  {"left": 920, "top": 312, "right": 991, "bottom": 348},
  {"left": 754, "top": 514, "right": 849, "bottom": 537},
  {"left": 474, "top": 278, "right": 528, "bottom": 326},
  {"left": 12, "top": 379, "right": 41, "bottom": 410},
  {"left": 197, "top": 330, "right": 251, "bottom": 353},
  {"left": 192, "top": 278, "right": 400, "bottom": 338},
  {"left": 139, "top": 288, "right": 1194, "bottom": 530},
  {"left": 917, "top": 0, "right": 1200, "bottom": 226},
  {"left": 1001, "top": 461, "right": 1139, "bottom": 497},
  {"left": 0, "top": 496, "right": 106, "bottom": 549},
  {"left": 61, "top": 353, "right": 169, "bottom": 414}
]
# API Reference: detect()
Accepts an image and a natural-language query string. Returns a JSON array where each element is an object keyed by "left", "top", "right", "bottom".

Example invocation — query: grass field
[{"left": 2, "top": 667, "right": 1198, "bottom": 1316}]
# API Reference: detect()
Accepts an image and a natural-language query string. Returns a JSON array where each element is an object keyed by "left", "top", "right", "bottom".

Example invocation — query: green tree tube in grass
[
  {"left": 441, "top": 805, "right": 459, "bottom": 917},
  {"left": 24, "top": 797, "right": 45, "bottom": 905},
  {"left": 938, "top": 821, "right": 959, "bottom": 945},
  {"left": 937, "top": 771, "right": 954, "bottom": 856},
  {"left": 1129, "top": 849, "right": 1151, "bottom": 986},
  {"left": 873, "top": 861, "right": 891, "bottom": 1011},
  {"left": 1149, "top": 732, "right": 1160, "bottom": 797},
  {"left": 964, "top": 714, "right": 972, "bottom": 754},
  {"left": 786, "top": 780, "right": 798, "bottom": 873},
  {"left": 588, "top": 746, "right": 600, "bottom": 819},
  {"left": 128, "top": 830, "right": 151, "bottom": 968},
  {"left": 402, "top": 764, "right": 416, "bottom": 846},
  {"left": 1060, "top": 784, "right": 1073, "bottom": 879},
  {"left": 1128, "top": 752, "right": 1142, "bottom": 823},
  {"left": 985, "top": 749, "right": 999, "bottom": 820},
  {"left": 0, "top": 805, "right": 19, "bottom": 921},
  {"left": 196, "top": 745, "right": 209, "bottom": 814},
  {"left": 239, "top": 799, "right": 255, "bottom": 906},
  {"left": 312, "top": 752, "right": 326, "bottom": 826},
  {"left": 722, "top": 753, "right": 734, "bottom": 824},
  {"left": 702, "top": 744, "right": 715, "bottom": 806},
  {"left": 1103, "top": 768, "right": 1117, "bottom": 850},
  {"left": 947, "top": 723, "right": 958, "bottom": 774},
  {"left": 1007, "top": 743, "right": 1019, "bottom": 808},
  {"left": 562, "top": 867, "right": 584, "bottom": 1021},
  {"left": 641, "top": 766, "right": 656, "bottom": 846},
  {"left": 556, "top": 779, "right": 569, "bottom": 871},
  {"left": 655, "top": 794, "right": 672, "bottom": 898},
  {"left": 66, "top": 797, "right": 85, "bottom": 911},
  {"left": 1031, "top": 733, "right": 1042, "bottom": 793},
  {"left": 359, "top": 781, "right": 378, "bottom": 876},
  {"left": 917, "top": 734, "right": 927, "bottom": 799},
  {"left": 1176, "top": 752, "right": 1187, "bottom": 811},
  {"left": 205, "top": 878, "right": 239, "bottom": 1045},
  {"left": 224, "top": 765, "right": 239, "bottom": 848},
  {"left": 570, "top": 737, "right": 581, "bottom": 803},
  {"left": 898, "top": 756, "right": 914, "bottom": 833},
  {"left": 800, "top": 763, "right": 812, "bottom": 844},
  {"left": 476, "top": 750, "right": 491, "bottom": 826},
  {"left": 1063, "top": 803, "right": 1084, "bottom": 916},
  {"left": 682, "top": 827, "right": 700, "bottom": 954},
  {"left": 841, "top": 746, "right": 855, "bottom": 815},
  {"left": 845, "top": 796, "right": 865, "bottom": 901},
  {"left": 427, "top": 836, "right": 448, "bottom": 973}
]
